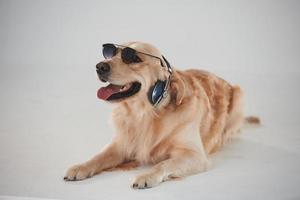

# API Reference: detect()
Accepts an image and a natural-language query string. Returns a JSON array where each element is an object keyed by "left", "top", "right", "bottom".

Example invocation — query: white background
[{"left": 0, "top": 0, "right": 300, "bottom": 199}]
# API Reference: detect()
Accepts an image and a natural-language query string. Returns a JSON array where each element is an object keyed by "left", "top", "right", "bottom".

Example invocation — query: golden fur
[{"left": 64, "top": 42, "right": 260, "bottom": 189}]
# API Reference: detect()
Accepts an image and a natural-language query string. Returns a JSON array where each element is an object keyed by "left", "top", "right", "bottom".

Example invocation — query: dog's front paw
[
  {"left": 131, "top": 173, "right": 162, "bottom": 189},
  {"left": 64, "top": 163, "right": 94, "bottom": 181}
]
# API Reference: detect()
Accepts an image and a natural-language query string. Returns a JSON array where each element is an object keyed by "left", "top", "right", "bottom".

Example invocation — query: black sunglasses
[{"left": 102, "top": 43, "right": 166, "bottom": 66}]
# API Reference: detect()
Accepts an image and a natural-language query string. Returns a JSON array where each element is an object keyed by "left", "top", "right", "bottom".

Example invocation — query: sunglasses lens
[
  {"left": 121, "top": 47, "right": 136, "bottom": 64},
  {"left": 103, "top": 44, "right": 116, "bottom": 59}
]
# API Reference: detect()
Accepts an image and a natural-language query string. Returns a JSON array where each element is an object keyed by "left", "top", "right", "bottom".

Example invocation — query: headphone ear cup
[{"left": 148, "top": 80, "right": 166, "bottom": 105}]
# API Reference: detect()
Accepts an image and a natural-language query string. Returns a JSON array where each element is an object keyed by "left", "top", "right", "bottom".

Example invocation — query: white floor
[{"left": 1, "top": 1, "right": 300, "bottom": 200}]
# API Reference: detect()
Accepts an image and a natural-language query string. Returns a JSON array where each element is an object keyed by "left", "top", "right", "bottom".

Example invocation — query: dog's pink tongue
[{"left": 97, "top": 84, "right": 122, "bottom": 100}]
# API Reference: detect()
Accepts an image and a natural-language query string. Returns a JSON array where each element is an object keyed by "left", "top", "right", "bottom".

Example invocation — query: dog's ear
[{"left": 170, "top": 72, "right": 185, "bottom": 105}]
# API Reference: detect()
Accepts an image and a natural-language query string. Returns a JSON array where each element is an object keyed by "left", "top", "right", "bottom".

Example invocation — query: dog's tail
[{"left": 243, "top": 116, "right": 261, "bottom": 127}]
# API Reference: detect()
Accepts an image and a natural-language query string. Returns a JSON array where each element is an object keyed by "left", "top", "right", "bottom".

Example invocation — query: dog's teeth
[
  {"left": 120, "top": 85, "right": 126, "bottom": 92},
  {"left": 119, "top": 83, "right": 132, "bottom": 92}
]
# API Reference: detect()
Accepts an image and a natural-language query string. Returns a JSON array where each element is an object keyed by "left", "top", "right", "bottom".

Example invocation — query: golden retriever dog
[{"left": 64, "top": 41, "right": 259, "bottom": 189}]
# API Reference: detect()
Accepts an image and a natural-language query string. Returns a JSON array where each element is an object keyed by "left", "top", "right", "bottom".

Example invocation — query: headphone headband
[{"left": 162, "top": 55, "right": 173, "bottom": 75}]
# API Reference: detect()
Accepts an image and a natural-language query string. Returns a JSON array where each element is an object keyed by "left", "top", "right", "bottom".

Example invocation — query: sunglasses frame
[{"left": 103, "top": 43, "right": 166, "bottom": 65}]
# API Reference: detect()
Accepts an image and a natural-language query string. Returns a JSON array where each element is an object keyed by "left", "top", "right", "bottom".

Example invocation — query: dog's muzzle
[{"left": 96, "top": 62, "right": 111, "bottom": 81}]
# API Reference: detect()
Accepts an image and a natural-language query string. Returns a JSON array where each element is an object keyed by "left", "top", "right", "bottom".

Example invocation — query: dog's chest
[
  {"left": 114, "top": 109, "right": 162, "bottom": 164},
  {"left": 129, "top": 115, "right": 154, "bottom": 161}
]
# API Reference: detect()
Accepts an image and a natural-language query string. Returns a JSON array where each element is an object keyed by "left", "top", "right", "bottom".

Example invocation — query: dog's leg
[
  {"left": 104, "top": 160, "right": 140, "bottom": 172},
  {"left": 132, "top": 149, "right": 209, "bottom": 189},
  {"left": 64, "top": 142, "right": 124, "bottom": 181},
  {"left": 222, "top": 86, "right": 244, "bottom": 144}
]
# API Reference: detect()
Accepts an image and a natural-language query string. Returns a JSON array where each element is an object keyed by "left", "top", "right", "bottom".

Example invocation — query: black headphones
[{"left": 148, "top": 56, "right": 173, "bottom": 107}]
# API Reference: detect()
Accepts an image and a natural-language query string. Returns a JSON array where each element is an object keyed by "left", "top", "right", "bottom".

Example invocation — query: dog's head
[{"left": 96, "top": 42, "right": 171, "bottom": 105}]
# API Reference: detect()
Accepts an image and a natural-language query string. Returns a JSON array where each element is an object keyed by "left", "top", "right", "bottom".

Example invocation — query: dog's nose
[{"left": 96, "top": 62, "right": 111, "bottom": 76}]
